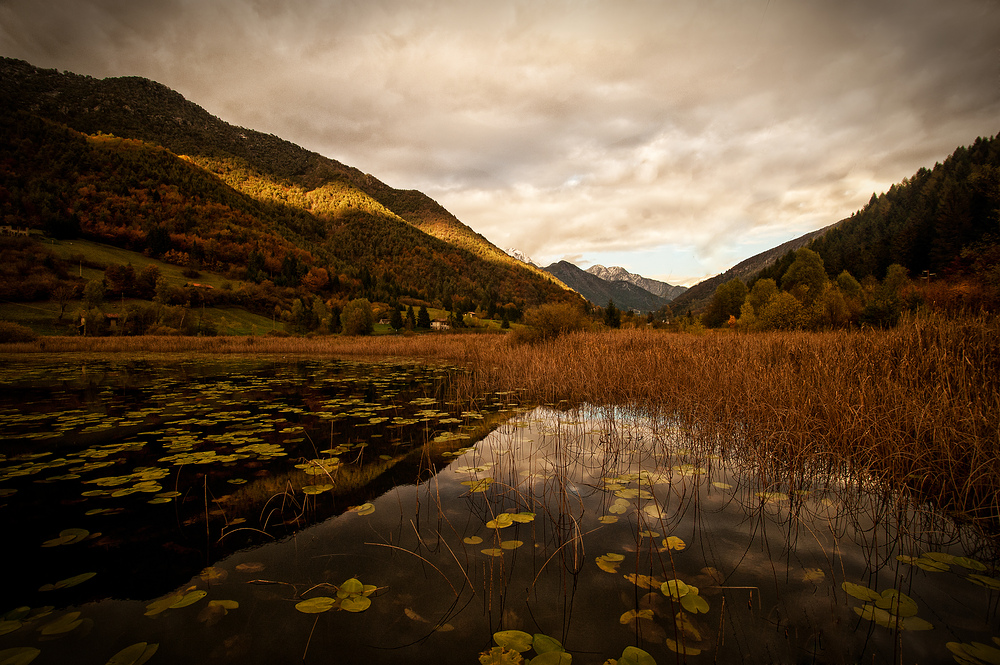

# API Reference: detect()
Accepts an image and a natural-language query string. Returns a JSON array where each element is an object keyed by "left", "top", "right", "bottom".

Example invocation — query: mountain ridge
[
  {"left": 0, "top": 57, "right": 576, "bottom": 312},
  {"left": 542, "top": 261, "right": 669, "bottom": 313},
  {"left": 585, "top": 264, "right": 687, "bottom": 301}
]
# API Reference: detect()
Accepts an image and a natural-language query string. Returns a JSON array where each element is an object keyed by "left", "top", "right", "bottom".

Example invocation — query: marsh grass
[{"left": 4, "top": 313, "right": 998, "bottom": 532}]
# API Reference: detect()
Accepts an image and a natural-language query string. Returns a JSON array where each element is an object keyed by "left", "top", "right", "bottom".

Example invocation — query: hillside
[
  {"left": 757, "top": 135, "right": 1000, "bottom": 290},
  {"left": 543, "top": 261, "right": 668, "bottom": 313},
  {"left": 669, "top": 221, "right": 843, "bottom": 314},
  {"left": 585, "top": 265, "right": 686, "bottom": 301},
  {"left": 0, "top": 57, "right": 575, "bottom": 315}
]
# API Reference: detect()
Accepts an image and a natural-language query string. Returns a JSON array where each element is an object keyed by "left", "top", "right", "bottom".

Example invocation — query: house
[
  {"left": 431, "top": 319, "right": 450, "bottom": 331},
  {"left": 1, "top": 225, "right": 30, "bottom": 237}
]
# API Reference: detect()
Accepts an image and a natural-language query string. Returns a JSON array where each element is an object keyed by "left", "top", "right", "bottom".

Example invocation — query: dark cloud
[{"left": 2, "top": 0, "right": 998, "bottom": 283}]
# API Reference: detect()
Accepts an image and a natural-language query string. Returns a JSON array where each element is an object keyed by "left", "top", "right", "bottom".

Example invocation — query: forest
[{"left": 699, "top": 133, "right": 1000, "bottom": 330}]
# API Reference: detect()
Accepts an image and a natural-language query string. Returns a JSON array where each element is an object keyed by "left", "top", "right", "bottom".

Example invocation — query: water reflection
[{"left": 1, "top": 362, "right": 999, "bottom": 664}]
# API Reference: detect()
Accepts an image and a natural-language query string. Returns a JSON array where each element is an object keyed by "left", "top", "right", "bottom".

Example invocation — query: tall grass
[{"left": 4, "top": 314, "right": 998, "bottom": 531}]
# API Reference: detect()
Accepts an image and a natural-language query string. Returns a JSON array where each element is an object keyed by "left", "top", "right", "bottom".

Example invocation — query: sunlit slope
[{"left": 0, "top": 57, "right": 574, "bottom": 306}]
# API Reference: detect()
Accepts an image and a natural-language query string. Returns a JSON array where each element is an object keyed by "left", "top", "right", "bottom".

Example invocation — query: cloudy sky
[{"left": 2, "top": 0, "right": 999, "bottom": 284}]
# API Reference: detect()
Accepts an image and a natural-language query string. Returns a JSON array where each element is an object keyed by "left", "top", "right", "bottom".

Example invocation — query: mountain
[
  {"left": 0, "top": 57, "right": 576, "bottom": 313},
  {"left": 505, "top": 248, "right": 538, "bottom": 267},
  {"left": 668, "top": 221, "right": 843, "bottom": 314},
  {"left": 585, "top": 265, "right": 687, "bottom": 301},
  {"left": 543, "top": 261, "right": 668, "bottom": 313}
]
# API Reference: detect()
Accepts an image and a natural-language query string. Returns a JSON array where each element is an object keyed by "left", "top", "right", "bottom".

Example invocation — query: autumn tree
[
  {"left": 703, "top": 278, "right": 747, "bottom": 327},
  {"left": 340, "top": 298, "right": 374, "bottom": 336}
]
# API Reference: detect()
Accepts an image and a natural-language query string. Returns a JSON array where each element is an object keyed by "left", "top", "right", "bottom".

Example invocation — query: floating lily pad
[
  {"left": 666, "top": 637, "right": 702, "bottom": 655},
  {"left": 500, "top": 540, "right": 524, "bottom": 550},
  {"left": 968, "top": 574, "right": 1000, "bottom": 590},
  {"left": 341, "top": 596, "right": 372, "bottom": 613},
  {"left": 618, "top": 646, "right": 657, "bottom": 665},
  {"left": 802, "top": 568, "right": 825, "bottom": 582},
  {"left": 295, "top": 597, "right": 337, "bottom": 614},
  {"left": 596, "top": 553, "right": 624, "bottom": 573},
  {"left": 235, "top": 562, "right": 264, "bottom": 573},
  {"left": 661, "top": 579, "right": 690, "bottom": 600},
  {"left": 0, "top": 620, "right": 22, "bottom": 637},
  {"left": 662, "top": 536, "right": 686, "bottom": 551},
  {"left": 875, "top": 590, "right": 918, "bottom": 618},
  {"left": 680, "top": 589, "right": 710, "bottom": 614},
  {"left": 462, "top": 478, "right": 493, "bottom": 492},
  {"left": 38, "top": 612, "right": 82, "bottom": 635},
  {"left": 350, "top": 503, "right": 375, "bottom": 515},
  {"left": 40, "top": 572, "right": 97, "bottom": 592},
  {"left": 509, "top": 512, "right": 535, "bottom": 523},
  {"left": 954, "top": 556, "right": 988, "bottom": 572},
  {"left": 841, "top": 582, "right": 881, "bottom": 602},
  {"left": 493, "top": 630, "right": 533, "bottom": 652},
  {"left": 531, "top": 634, "right": 565, "bottom": 655},
  {"left": 199, "top": 567, "right": 228, "bottom": 584},
  {"left": 105, "top": 642, "right": 158, "bottom": 665},
  {"left": 946, "top": 641, "right": 1000, "bottom": 665},
  {"left": 169, "top": 590, "right": 207, "bottom": 609},
  {"left": 464, "top": 536, "right": 484, "bottom": 545},
  {"left": 302, "top": 484, "right": 334, "bottom": 495},
  {"left": 0, "top": 647, "right": 40, "bottom": 665},
  {"left": 598, "top": 515, "right": 618, "bottom": 524},
  {"left": 624, "top": 573, "right": 660, "bottom": 590},
  {"left": 619, "top": 609, "right": 654, "bottom": 624},
  {"left": 482, "top": 548, "right": 504, "bottom": 557},
  {"left": 42, "top": 528, "right": 89, "bottom": 547},
  {"left": 487, "top": 513, "right": 514, "bottom": 529}
]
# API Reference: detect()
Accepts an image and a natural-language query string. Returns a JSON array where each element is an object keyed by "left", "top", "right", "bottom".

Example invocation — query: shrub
[{"left": 0, "top": 321, "right": 38, "bottom": 343}]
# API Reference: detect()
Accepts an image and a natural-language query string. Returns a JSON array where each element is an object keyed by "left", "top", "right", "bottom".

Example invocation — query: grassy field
[
  {"left": 45, "top": 238, "right": 234, "bottom": 289},
  {"left": 3, "top": 314, "right": 998, "bottom": 534}
]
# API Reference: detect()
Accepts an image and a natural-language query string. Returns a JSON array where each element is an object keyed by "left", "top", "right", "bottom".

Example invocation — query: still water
[{"left": 0, "top": 357, "right": 998, "bottom": 664}]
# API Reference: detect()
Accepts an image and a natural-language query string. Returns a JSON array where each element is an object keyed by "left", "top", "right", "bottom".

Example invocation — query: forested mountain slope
[{"left": 0, "top": 57, "right": 572, "bottom": 310}]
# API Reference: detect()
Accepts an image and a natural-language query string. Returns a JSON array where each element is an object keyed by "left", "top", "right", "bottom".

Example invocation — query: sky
[{"left": 2, "top": 0, "right": 999, "bottom": 286}]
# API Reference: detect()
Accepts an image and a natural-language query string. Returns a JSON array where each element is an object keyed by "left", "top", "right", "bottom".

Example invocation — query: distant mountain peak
[
  {"left": 505, "top": 248, "right": 538, "bottom": 267},
  {"left": 585, "top": 265, "right": 687, "bottom": 301}
]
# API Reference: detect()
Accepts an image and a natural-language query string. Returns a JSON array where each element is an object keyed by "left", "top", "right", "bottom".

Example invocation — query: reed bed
[{"left": 4, "top": 314, "right": 999, "bottom": 532}]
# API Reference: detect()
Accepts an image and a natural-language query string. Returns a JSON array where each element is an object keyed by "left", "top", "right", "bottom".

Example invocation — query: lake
[{"left": 1, "top": 357, "right": 998, "bottom": 664}]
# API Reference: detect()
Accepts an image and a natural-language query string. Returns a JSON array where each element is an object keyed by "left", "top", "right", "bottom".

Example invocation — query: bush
[
  {"left": 0, "top": 321, "right": 39, "bottom": 343},
  {"left": 515, "top": 302, "right": 592, "bottom": 343}
]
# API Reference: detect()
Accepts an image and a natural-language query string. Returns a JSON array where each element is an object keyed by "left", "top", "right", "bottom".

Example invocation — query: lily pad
[
  {"left": 510, "top": 512, "right": 536, "bottom": 523},
  {"left": 493, "top": 630, "right": 533, "bottom": 652},
  {"left": 487, "top": 514, "right": 514, "bottom": 529},
  {"left": 619, "top": 609, "right": 654, "bottom": 624},
  {"left": 0, "top": 647, "right": 40, "bottom": 665},
  {"left": 340, "top": 596, "right": 372, "bottom": 613},
  {"left": 464, "top": 536, "right": 484, "bottom": 545},
  {"left": 596, "top": 554, "right": 624, "bottom": 573},
  {"left": 874, "top": 589, "right": 918, "bottom": 617},
  {"left": 531, "top": 634, "right": 565, "bottom": 654},
  {"left": 968, "top": 574, "right": 1000, "bottom": 590},
  {"left": 302, "top": 484, "right": 334, "bottom": 495},
  {"left": 169, "top": 590, "right": 207, "bottom": 609},
  {"left": 680, "top": 590, "right": 710, "bottom": 614},
  {"left": 665, "top": 637, "right": 702, "bottom": 655},
  {"left": 41, "top": 528, "right": 89, "bottom": 547},
  {"left": 295, "top": 597, "right": 337, "bottom": 614},
  {"left": 482, "top": 548, "right": 504, "bottom": 557},
  {"left": 38, "top": 612, "right": 82, "bottom": 635},
  {"left": 661, "top": 579, "right": 690, "bottom": 600},
  {"left": 105, "top": 642, "right": 159, "bottom": 665},
  {"left": 618, "top": 646, "right": 657, "bottom": 665},
  {"left": 662, "top": 536, "right": 686, "bottom": 551},
  {"left": 841, "top": 582, "right": 881, "bottom": 602},
  {"left": 500, "top": 540, "right": 524, "bottom": 550}
]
